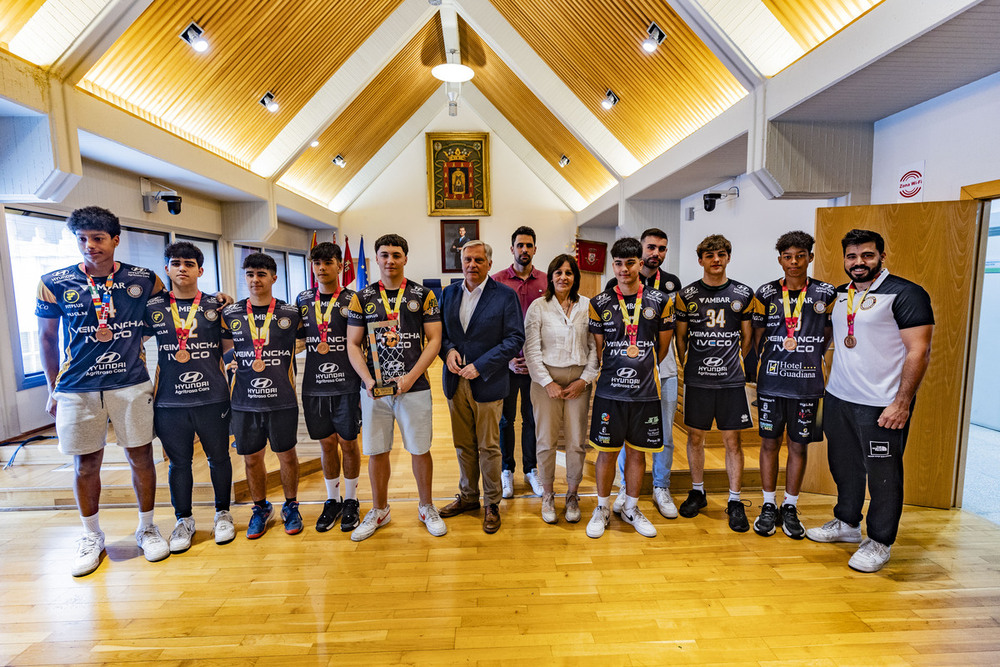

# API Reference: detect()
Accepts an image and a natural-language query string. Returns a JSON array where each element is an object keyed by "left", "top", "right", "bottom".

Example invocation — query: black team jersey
[
  {"left": 221, "top": 299, "right": 302, "bottom": 411},
  {"left": 751, "top": 279, "right": 836, "bottom": 399},
  {"left": 296, "top": 287, "right": 360, "bottom": 397},
  {"left": 588, "top": 286, "right": 674, "bottom": 402},
  {"left": 675, "top": 279, "right": 754, "bottom": 388},
  {"left": 347, "top": 281, "right": 440, "bottom": 393},
  {"left": 145, "top": 291, "right": 229, "bottom": 407}
]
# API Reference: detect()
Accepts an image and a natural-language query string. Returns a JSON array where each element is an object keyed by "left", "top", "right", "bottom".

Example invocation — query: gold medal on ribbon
[
  {"left": 781, "top": 279, "right": 807, "bottom": 352},
  {"left": 614, "top": 284, "right": 643, "bottom": 360},
  {"left": 314, "top": 287, "right": 341, "bottom": 355},
  {"left": 170, "top": 291, "right": 201, "bottom": 365},
  {"left": 246, "top": 298, "right": 275, "bottom": 373}
]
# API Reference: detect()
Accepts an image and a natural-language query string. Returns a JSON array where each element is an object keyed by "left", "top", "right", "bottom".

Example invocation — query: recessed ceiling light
[
  {"left": 558, "top": 155, "right": 570, "bottom": 168},
  {"left": 180, "top": 22, "right": 208, "bottom": 53},
  {"left": 332, "top": 155, "right": 346, "bottom": 168},
  {"left": 432, "top": 63, "right": 474, "bottom": 83},
  {"left": 642, "top": 22, "right": 666, "bottom": 53},
  {"left": 601, "top": 89, "right": 619, "bottom": 110},
  {"left": 310, "top": 140, "right": 319, "bottom": 148},
  {"left": 260, "top": 91, "right": 279, "bottom": 113}
]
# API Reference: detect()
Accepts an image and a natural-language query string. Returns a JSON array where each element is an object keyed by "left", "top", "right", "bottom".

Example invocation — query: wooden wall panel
[
  {"left": 489, "top": 0, "right": 747, "bottom": 165},
  {"left": 803, "top": 201, "right": 982, "bottom": 509},
  {"left": 763, "top": 0, "right": 882, "bottom": 52},
  {"left": 277, "top": 17, "right": 445, "bottom": 204},
  {"left": 0, "top": 0, "right": 47, "bottom": 48}
]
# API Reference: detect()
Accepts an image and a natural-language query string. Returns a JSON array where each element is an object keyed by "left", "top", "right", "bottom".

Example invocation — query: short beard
[
  {"left": 643, "top": 256, "right": 661, "bottom": 270},
  {"left": 847, "top": 259, "right": 882, "bottom": 283}
]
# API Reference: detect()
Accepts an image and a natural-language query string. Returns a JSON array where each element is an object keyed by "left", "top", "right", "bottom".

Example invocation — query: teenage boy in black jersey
[
  {"left": 750, "top": 231, "right": 836, "bottom": 539},
  {"left": 145, "top": 242, "right": 234, "bottom": 552},
  {"left": 586, "top": 237, "right": 674, "bottom": 539},
  {"left": 674, "top": 234, "right": 755, "bottom": 532},
  {"left": 222, "top": 253, "right": 304, "bottom": 540},
  {"left": 296, "top": 242, "right": 362, "bottom": 533}
]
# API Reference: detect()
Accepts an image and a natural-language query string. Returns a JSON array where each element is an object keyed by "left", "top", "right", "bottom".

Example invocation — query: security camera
[
  {"left": 703, "top": 192, "right": 722, "bottom": 212},
  {"left": 140, "top": 178, "right": 182, "bottom": 215},
  {"left": 160, "top": 194, "right": 182, "bottom": 215}
]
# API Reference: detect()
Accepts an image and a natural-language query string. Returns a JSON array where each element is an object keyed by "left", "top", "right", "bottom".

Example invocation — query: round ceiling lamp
[{"left": 431, "top": 63, "right": 474, "bottom": 83}]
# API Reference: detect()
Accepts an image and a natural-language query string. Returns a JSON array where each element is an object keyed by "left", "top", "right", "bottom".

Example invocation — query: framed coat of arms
[{"left": 426, "top": 132, "right": 491, "bottom": 216}]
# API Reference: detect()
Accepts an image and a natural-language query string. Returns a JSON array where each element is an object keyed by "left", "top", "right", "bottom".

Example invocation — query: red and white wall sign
[{"left": 897, "top": 161, "right": 925, "bottom": 202}]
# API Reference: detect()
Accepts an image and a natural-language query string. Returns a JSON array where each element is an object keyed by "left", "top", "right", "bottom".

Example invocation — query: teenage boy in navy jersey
[
  {"left": 296, "top": 242, "right": 362, "bottom": 533},
  {"left": 222, "top": 253, "right": 304, "bottom": 540},
  {"left": 674, "top": 234, "right": 756, "bottom": 532},
  {"left": 750, "top": 231, "right": 836, "bottom": 540},
  {"left": 37, "top": 206, "right": 170, "bottom": 576},
  {"left": 145, "top": 241, "right": 235, "bottom": 552}
]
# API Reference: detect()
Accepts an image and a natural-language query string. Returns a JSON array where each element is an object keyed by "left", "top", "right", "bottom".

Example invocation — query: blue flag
[{"left": 356, "top": 236, "right": 368, "bottom": 290}]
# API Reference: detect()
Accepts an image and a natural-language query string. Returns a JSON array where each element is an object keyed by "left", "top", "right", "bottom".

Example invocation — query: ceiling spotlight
[
  {"left": 428, "top": 0, "right": 442, "bottom": 5},
  {"left": 601, "top": 89, "right": 619, "bottom": 110},
  {"left": 332, "top": 154, "right": 346, "bottom": 168},
  {"left": 432, "top": 63, "right": 474, "bottom": 83},
  {"left": 180, "top": 22, "right": 208, "bottom": 53},
  {"left": 310, "top": 140, "right": 319, "bottom": 148},
  {"left": 558, "top": 155, "right": 570, "bottom": 168},
  {"left": 642, "top": 22, "right": 666, "bottom": 53},
  {"left": 260, "top": 91, "right": 279, "bottom": 113}
]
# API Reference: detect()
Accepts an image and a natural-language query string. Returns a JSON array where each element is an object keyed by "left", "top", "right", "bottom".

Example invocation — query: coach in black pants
[{"left": 806, "top": 229, "right": 933, "bottom": 573}]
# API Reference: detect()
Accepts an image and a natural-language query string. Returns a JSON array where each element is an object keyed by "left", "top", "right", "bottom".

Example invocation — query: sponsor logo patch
[
  {"left": 151, "top": 311, "right": 164, "bottom": 324},
  {"left": 127, "top": 285, "right": 143, "bottom": 298},
  {"left": 365, "top": 302, "right": 376, "bottom": 315},
  {"left": 179, "top": 371, "right": 204, "bottom": 384},
  {"left": 813, "top": 302, "right": 826, "bottom": 314},
  {"left": 278, "top": 317, "right": 292, "bottom": 329},
  {"left": 318, "top": 362, "right": 339, "bottom": 374},
  {"left": 616, "top": 368, "right": 637, "bottom": 379},
  {"left": 250, "top": 378, "right": 272, "bottom": 389},
  {"left": 407, "top": 299, "right": 420, "bottom": 312},
  {"left": 204, "top": 309, "right": 218, "bottom": 322},
  {"left": 868, "top": 441, "right": 890, "bottom": 458},
  {"left": 95, "top": 351, "right": 121, "bottom": 364},
  {"left": 64, "top": 289, "right": 80, "bottom": 303},
  {"left": 731, "top": 300, "right": 743, "bottom": 312}
]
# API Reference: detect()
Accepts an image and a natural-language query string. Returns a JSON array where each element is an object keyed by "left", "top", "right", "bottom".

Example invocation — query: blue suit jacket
[{"left": 440, "top": 278, "right": 525, "bottom": 402}]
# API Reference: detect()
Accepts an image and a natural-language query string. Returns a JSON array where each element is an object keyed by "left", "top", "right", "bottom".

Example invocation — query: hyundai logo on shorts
[
  {"left": 616, "top": 368, "right": 637, "bottom": 379},
  {"left": 250, "top": 378, "right": 273, "bottom": 389},
  {"left": 95, "top": 352, "right": 121, "bottom": 364},
  {"left": 703, "top": 357, "right": 724, "bottom": 367},
  {"left": 319, "top": 363, "right": 339, "bottom": 374},
  {"left": 179, "top": 371, "right": 204, "bottom": 384}
]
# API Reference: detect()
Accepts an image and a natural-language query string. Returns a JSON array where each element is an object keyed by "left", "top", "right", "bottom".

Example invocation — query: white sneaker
[
  {"left": 848, "top": 538, "right": 892, "bottom": 572},
  {"left": 586, "top": 506, "right": 611, "bottom": 538},
  {"left": 169, "top": 517, "right": 196, "bottom": 553},
  {"left": 612, "top": 484, "right": 627, "bottom": 514},
  {"left": 541, "top": 493, "right": 557, "bottom": 524},
  {"left": 525, "top": 469, "right": 544, "bottom": 496},
  {"left": 136, "top": 524, "right": 170, "bottom": 562},
  {"left": 72, "top": 531, "right": 105, "bottom": 577},
  {"left": 419, "top": 504, "right": 447, "bottom": 537},
  {"left": 805, "top": 518, "right": 863, "bottom": 543},
  {"left": 653, "top": 487, "right": 678, "bottom": 519},
  {"left": 501, "top": 470, "right": 514, "bottom": 499},
  {"left": 351, "top": 506, "right": 390, "bottom": 542},
  {"left": 214, "top": 510, "right": 236, "bottom": 545},
  {"left": 621, "top": 505, "right": 658, "bottom": 538}
]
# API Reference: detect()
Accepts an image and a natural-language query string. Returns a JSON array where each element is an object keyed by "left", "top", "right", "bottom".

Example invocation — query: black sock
[
  {"left": 285, "top": 497, "right": 297, "bottom": 504},
  {"left": 253, "top": 499, "right": 268, "bottom": 509}
]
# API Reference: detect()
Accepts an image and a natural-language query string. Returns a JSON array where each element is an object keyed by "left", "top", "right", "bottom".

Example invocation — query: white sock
[
  {"left": 344, "top": 477, "right": 359, "bottom": 500},
  {"left": 324, "top": 477, "right": 340, "bottom": 500},
  {"left": 597, "top": 495, "right": 610, "bottom": 509},
  {"left": 728, "top": 490, "right": 741, "bottom": 502},
  {"left": 692, "top": 482, "right": 704, "bottom": 493},
  {"left": 81, "top": 512, "right": 102, "bottom": 536},
  {"left": 623, "top": 495, "right": 639, "bottom": 512},
  {"left": 763, "top": 490, "right": 777, "bottom": 506},
  {"left": 137, "top": 509, "right": 154, "bottom": 531},
  {"left": 783, "top": 493, "right": 799, "bottom": 507}
]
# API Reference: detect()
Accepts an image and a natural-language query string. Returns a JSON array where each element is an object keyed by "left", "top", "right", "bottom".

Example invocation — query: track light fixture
[
  {"left": 558, "top": 155, "right": 570, "bottom": 168},
  {"left": 259, "top": 91, "right": 279, "bottom": 113},
  {"left": 642, "top": 22, "right": 666, "bottom": 53},
  {"left": 332, "top": 155, "right": 346, "bottom": 168},
  {"left": 180, "top": 22, "right": 208, "bottom": 53},
  {"left": 601, "top": 89, "right": 619, "bottom": 110}
]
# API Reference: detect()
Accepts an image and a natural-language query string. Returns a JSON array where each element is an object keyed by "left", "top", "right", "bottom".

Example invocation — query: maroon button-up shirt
[{"left": 491, "top": 265, "right": 547, "bottom": 318}]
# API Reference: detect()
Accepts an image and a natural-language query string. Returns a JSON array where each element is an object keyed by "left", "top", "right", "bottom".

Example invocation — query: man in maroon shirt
[{"left": 491, "top": 226, "right": 547, "bottom": 498}]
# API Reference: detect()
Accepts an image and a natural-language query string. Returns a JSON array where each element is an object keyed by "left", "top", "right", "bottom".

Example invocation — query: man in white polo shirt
[{"left": 806, "top": 229, "right": 933, "bottom": 573}]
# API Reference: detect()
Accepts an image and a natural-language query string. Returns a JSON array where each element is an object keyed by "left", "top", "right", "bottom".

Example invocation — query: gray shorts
[
  {"left": 54, "top": 381, "right": 155, "bottom": 456},
  {"left": 360, "top": 388, "right": 433, "bottom": 456}
]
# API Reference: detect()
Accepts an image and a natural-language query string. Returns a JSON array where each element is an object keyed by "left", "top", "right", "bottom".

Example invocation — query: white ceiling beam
[
  {"left": 52, "top": 0, "right": 155, "bottom": 85},
  {"left": 453, "top": 0, "right": 640, "bottom": 178},
  {"left": 252, "top": 0, "right": 439, "bottom": 179}
]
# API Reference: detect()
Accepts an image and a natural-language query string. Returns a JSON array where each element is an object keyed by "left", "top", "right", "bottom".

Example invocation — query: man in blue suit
[{"left": 438, "top": 240, "right": 525, "bottom": 533}]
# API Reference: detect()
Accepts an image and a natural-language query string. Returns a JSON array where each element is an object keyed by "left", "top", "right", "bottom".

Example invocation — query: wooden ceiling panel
[
  {"left": 488, "top": 0, "right": 748, "bottom": 165},
  {"left": 458, "top": 18, "right": 615, "bottom": 204},
  {"left": 79, "top": 0, "right": 403, "bottom": 168},
  {"left": 763, "top": 0, "right": 882, "bottom": 52},
  {"left": 0, "top": 0, "right": 47, "bottom": 48},
  {"left": 278, "top": 17, "right": 445, "bottom": 204}
]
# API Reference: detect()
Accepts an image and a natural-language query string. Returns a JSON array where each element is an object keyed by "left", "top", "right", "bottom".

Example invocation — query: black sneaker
[
  {"left": 779, "top": 503, "right": 805, "bottom": 540},
  {"left": 726, "top": 500, "right": 750, "bottom": 533},
  {"left": 753, "top": 502, "right": 778, "bottom": 537},
  {"left": 340, "top": 498, "right": 361, "bottom": 532},
  {"left": 315, "top": 498, "right": 343, "bottom": 533},
  {"left": 679, "top": 490, "right": 708, "bottom": 518}
]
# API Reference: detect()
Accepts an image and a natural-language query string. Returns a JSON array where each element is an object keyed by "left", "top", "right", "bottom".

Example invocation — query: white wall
[
  {"left": 872, "top": 71, "right": 1000, "bottom": 204},
  {"left": 678, "top": 174, "right": 835, "bottom": 290},
  {"left": 339, "top": 106, "right": 577, "bottom": 282}
]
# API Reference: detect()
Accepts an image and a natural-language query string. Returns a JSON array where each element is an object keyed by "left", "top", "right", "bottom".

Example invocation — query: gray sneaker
[
  {"left": 168, "top": 517, "right": 196, "bottom": 553},
  {"left": 541, "top": 493, "right": 557, "bottom": 524},
  {"left": 805, "top": 518, "right": 862, "bottom": 543},
  {"left": 564, "top": 494, "right": 581, "bottom": 523},
  {"left": 848, "top": 538, "right": 891, "bottom": 572}
]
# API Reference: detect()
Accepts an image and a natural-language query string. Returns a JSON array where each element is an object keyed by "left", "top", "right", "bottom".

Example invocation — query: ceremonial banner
[
  {"left": 576, "top": 239, "right": 607, "bottom": 273},
  {"left": 427, "top": 132, "right": 491, "bottom": 216}
]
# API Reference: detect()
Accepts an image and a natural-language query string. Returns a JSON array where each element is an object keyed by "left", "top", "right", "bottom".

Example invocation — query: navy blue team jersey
[
  {"left": 296, "top": 287, "right": 361, "bottom": 397},
  {"left": 221, "top": 299, "right": 302, "bottom": 411},
  {"left": 675, "top": 279, "right": 754, "bottom": 389}
]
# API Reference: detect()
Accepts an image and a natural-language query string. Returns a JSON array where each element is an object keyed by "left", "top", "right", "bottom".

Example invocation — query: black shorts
[
  {"left": 231, "top": 407, "right": 299, "bottom": 455},
  {"left": 757, "top": 394, "right": 823, "bottom": 443},
  {"left": 589, "top": 396, "right": 664, "bottom": 452},
  {"left": 683, "top": 385, "right": 752, "bottom": 431},
  {"left": 154, "top": 401, "right": 231, "bottom": 461},
  {"left": 303, "top": 393, "right": 361, "bottom": 441}
]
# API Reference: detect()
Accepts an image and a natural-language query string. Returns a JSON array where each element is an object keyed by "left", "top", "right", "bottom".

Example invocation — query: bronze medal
[
  {"left": 251, "top": 359, "right": 266, "bottom": 372},
  {"left": 782, "top": 337, "right": 797, "bottom": 351},
  {"left": 626, "top": 344, "right": 640, "bottom": 358},
  {"left": 317, "top": 341, "right": 330, "bottom": 355},
  {"left": 175, "top": 349, "right": 191, "bottom": 363},
  {"left": 95, "top": 327, "right": 113, "bottom": 343},
  {"left": 844, "top": 335, "right": 857, "bottom": 349}
]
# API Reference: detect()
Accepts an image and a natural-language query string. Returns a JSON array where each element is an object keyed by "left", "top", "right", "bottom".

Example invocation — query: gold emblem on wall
[{"left": 426, "top": 132, "right": 491, "bottom": 216}]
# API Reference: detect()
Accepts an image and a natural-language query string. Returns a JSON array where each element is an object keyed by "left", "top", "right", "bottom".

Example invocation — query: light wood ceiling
[
  {"left": 763, "top": 0, "right": 882, "bottom": 52},
  {"left": 488, "top": 0, "right": 748, "bottom": 164},
  {"left": 79, "top": 0, "right": 403, "bottom": 168},
  {"left": 458, "top": 18, "right": 616, "bottom": 204},
  {"left": 0, "top": 0, "right": 46, "bottom": 48},
  {"left": 278, "top": 16, "right": 445, "bottom": 205}
]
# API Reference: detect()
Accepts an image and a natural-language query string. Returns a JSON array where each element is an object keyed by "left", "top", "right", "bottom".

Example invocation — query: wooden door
[{"left": 802, "top": 201, "right": 984, "bottom": 509}]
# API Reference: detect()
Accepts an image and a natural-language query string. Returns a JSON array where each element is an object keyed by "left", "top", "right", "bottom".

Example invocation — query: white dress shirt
[
  {"left": 523, "top": 295, "right": 599, "bottom": 387},
  {"left": 460, "top": 276, "right": 487, "bottom": 331}
]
